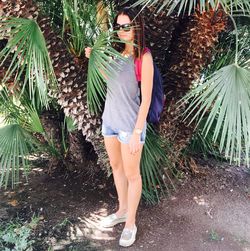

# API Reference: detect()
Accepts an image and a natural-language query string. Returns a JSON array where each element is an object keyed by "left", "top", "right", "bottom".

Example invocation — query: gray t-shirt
[{"left": 102, "top": 55, "right": 141, "bottom": 132}]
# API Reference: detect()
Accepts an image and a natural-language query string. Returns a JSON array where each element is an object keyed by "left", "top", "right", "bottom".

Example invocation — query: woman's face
[{"left": 116, "top": 14, "right": 134, "bottom": 42}]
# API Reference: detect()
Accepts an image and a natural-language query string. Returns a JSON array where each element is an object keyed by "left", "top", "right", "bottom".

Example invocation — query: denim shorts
[{"left": 101, "top": 123, "right": 147, "bottom": 144}]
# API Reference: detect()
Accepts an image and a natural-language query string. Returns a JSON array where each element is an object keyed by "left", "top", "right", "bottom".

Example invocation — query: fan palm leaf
[
  {"left": 0, "top": 124, "right": 40, "bottom": 189},
  {"left": 62, "top": 0, "right": 115, "bottom": 57},
  {"left": 186, "top": 116, "right": 225, "bottom": 159},
  {"left": 180, "top": 63, "right": 250, "bottom": 166},
  {"left": 0, "top": 86, "right": 44, "bottom": 133},
  {"left": 186, "top": 24, "right": 250, "bottom": 158},
  {"left": 141, "top": 125, "right": 177, "bottom": 204},
  {"left": 0, "top": 86, "right": 63, "bottom": 188},
  {"left": 87, "top": 31, "right": 128, "bottom": 114},
  {"left": 127, "top": 0, "right": 250, "bottom": 16},
  {"left": 62, "top": 0, "right": 99, "bottom": 57},
  {"left": 0, "top": 17, "right": 57, "bottom": 109}
]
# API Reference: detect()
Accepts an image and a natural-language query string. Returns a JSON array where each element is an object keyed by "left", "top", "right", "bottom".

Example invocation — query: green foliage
[
  {"left": 141, "top": 125, "right": 177, "bottom": 204},
  {"left": 180, "top": 64, "right": 250, "bottom": 166},
  {"left": 0, "top": 124, "right": 39, "bottom": 189},
  {"left": 186, "top": 25, "right": 250, "bottom": 159},
  {"left": 0, "top": 88, "right": 63, "bottom": 188},
  {"left": 0, "top": 86, "right": 59, "bottom": 188},
  {"left": 127, "top": 0, "right": 250, "bottom": 16},
  {"left": 203, "top": 25, "right": 250, "bottom": 76},
  {"left": 61, "top": 0, "right": 127, "bottom": 114},
  {"left": 62, "top": 0, "right": 115, "bottom": 57},
  {"left": 62, "top": 0, "right": 101, "bottom": 57},
  {"left": 0, "top": 216, "right": 39, "bottom": 251},
  {"left": 0, "top": 15, "right": 64, "bottom": 188},
  {"left": 64, "top": 116, "right": 77, "bottom": 133},
  {"left": 208, "top": 229, "right": 221, "bottom": 241},
  {"left": 33, "top": 0, "right": 64, "bottom": 29},
  {"left": 0, "top": 17, "right": 58, "bottom": 109},
  {"left": 185, "top": 117, "right": 225, "bottom": 160},
  {"left": 87, "top": 31, "right": 127, "bottom": 114}
]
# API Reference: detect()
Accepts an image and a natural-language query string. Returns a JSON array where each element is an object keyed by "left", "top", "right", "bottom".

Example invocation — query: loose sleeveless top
[{"left": 102, "top": 55, "right": 140, "bottom": 132}]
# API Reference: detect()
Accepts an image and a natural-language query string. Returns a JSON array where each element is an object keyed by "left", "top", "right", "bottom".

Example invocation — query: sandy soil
[{"left": 0, "top": 157, "right": 249, "bottom": 251}]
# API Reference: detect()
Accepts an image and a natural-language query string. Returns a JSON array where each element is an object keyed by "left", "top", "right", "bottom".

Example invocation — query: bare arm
[
  {"left": 133, "top": 52, "right": 154, "bottom": 132},
  {"left": 85, "top": 47, "right": 108, "bottom": 80}
]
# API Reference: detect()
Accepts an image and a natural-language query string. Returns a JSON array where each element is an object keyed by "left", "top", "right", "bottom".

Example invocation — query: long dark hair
[{"left": 112, "top": 7, "right": 146, "bottom": 59}]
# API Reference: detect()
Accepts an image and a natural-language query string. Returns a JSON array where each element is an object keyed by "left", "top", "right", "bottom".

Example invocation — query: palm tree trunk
[
  {"left": 159, "top": 7, "right": 228, "bottom": 168},
  {"left": 0, "top": 0, "right": 108, "bottom": 173},
  {"left": 113, "top": 3, "right": 228, "bottom": 169},
  {"left": 0, "top": 0, "right": 230, "bottom": 174}
]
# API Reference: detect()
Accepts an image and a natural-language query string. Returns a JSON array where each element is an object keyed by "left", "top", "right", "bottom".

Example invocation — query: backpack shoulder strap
[{"left": 134, "top": 47, "right": 151, "bottom": 82}]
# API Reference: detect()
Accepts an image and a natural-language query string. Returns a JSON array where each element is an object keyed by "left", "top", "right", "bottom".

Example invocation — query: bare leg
[
  {"left": 104, "top": 137, "right": 128, "bottom": 216},
  {"left": 121, "top": 143, "right": 143, "bottom": 228}
]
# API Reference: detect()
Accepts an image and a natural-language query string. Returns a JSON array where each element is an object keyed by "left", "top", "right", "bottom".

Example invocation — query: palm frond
[
  {"left": 0, "top": 86, "right": 44, "bottom": 133},
  {"left": 62, "top": 0, "right": 97, "bottom": 56},
  {"left": 33, "top": 0, "right": 64, "bottom": 28},
  {"left": 205, "top": 24, "right": 250, "bottom": 76},
  {"left": 0, "top": 87, "right": 26, "bottom": 126},
  {"left": 180, "top": 63, "right": 250, "bottom": 166},
  {"left": 126, "top": 0, "right": 250, "bottom": 16},
  {"left": 141, "top": 125, "right": 177, "bottom": 204},
  {"left": 185, "top": 116, "right": 225, "bottom": 160},
  {"left": 62, "top": 0, "right": 115, "bottom": 57},
  {"left": 182, "top": 19, "right": 250, "bottom": 164},
  {"left": 0, "top": 17, "right": 57, "bottom": 108},
  {"left": 64, "top": 116, "right": 77, "bottom": 133},
  {"left": 24, "top": 105, "right": 45, "bottom": 133},
  {"left": 0, "top": 124, "right": 39, "bottom": 189},
  {"left": 87, "top": 31, "right": 127, "bottom": 114}
]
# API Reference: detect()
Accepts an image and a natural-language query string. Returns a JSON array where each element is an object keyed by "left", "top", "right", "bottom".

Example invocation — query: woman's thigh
[
  {"left": 120, "top": 143, "right": 143, "bottom": 178},
  {"left": 104, "top": 136, "right": 123, "bottom": 168}
]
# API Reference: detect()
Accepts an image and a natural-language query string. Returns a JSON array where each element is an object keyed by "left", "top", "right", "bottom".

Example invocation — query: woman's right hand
[{"left": 85, "top": 47, "right": 92, "bottom": 59}]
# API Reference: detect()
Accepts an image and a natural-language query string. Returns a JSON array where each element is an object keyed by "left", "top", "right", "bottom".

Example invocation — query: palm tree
[
  {"left": 0, "top": 0, "right": 101, "bottom": 180},
  {"left": 127, "top": 0, "right": 250, "bottom": 169},
  {"left": 0, "top": 0, "right": 174, "bottom": 203},
  {"left": 0, "top": 0, "right": 249, "bottom": 202}
]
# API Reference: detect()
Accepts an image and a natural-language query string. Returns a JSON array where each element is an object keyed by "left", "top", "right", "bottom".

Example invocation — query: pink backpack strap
[{"left": 134, "top": 47, "right": 151, "bottom": 82}]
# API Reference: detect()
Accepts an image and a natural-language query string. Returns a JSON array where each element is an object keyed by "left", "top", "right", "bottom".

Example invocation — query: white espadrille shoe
[
  {"left": 101, "top": 213, "right": 127, "bottom": 228},
  {"left": 119, "top": 225, "right": 137, "bottom": 247}
]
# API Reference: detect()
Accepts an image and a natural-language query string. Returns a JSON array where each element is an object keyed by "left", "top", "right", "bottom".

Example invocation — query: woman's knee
[
  {"left": 109, "top": 159, "right": 123, "bottom": 171},
  {"left": 125, "top": 172, "right": 141, "bottom": 183}
]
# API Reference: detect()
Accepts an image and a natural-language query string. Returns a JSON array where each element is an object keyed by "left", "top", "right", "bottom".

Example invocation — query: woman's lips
[{"left": 120, "top": 34, "right": 128, "bottom": 38}]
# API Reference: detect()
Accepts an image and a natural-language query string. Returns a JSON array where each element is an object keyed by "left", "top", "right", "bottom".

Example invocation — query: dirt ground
[{"left": 0, "top": 156, "right": 250, "bottom": 251}]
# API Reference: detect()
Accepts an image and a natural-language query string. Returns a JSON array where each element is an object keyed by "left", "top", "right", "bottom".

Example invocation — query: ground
[{"left": 0, "top": 156, "right": 250, "bottom": 251}]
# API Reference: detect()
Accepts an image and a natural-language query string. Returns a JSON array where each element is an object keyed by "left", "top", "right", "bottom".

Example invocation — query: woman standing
[{"left": 85, "top": 7, "right": 153, "bottom": 247}]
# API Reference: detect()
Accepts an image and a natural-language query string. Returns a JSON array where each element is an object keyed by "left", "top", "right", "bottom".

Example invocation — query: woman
[{"left": 85, "top": 7, "right": 153, "bottom": 247}]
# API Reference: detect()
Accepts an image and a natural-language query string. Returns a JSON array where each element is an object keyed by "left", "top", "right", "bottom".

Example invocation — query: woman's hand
[
  {"left": 129, "top": 133, "right": 141, "bottom": 155},
  {"left": 85, "top": 47, "right": 92, "bottom": 59}
]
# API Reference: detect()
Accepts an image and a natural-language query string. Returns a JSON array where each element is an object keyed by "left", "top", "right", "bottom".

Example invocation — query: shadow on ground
[{"left": 0, "top": 157, "right": 250, "bottom": 251}]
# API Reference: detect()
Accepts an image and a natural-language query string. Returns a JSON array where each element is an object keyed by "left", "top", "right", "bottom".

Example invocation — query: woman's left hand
[{"left": 129, "top": 133, "right": 141, "bottom": 155}]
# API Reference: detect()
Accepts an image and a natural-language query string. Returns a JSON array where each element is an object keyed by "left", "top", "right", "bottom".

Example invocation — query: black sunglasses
[{"left": 114, "top": 23, "right": 133, "bottom": 32}]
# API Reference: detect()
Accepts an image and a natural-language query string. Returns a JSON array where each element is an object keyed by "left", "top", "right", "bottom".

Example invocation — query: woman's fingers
[
  {"left": 129, "top": 143, "right": 134, "bottom": 155},
  {"left": 129, "top": 142, "right": 139, "bottom": 155},
  {"left": 84, "top": 47, "right": 92, "bottom": 58}
]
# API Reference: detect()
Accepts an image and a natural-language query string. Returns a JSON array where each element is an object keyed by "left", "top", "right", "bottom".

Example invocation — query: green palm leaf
[
  {"left": 62, "top": 0, "right": 116, "bottom": 57},
  {"left": 186, "top": 116, "right": 224, "bottom": 159},
  {"left": 187, "top": 24, "right": 250, "bottom": 159},
  {"left": 141, "top": 125, "right": 177, "bottom": 204},
  {"left": 87, "top": 31, "right": 127, "bottom": 114},
  {"left": 127, "top": 0, "right": 250, "bottom": 16},
  {"left": 0, "top": 17, "right": 57, "bottom": 108},
  {"left": 0, "top": 87, "right": 44, "bottom": 133},
  {"left": 180, "top": 63, "right": 250, "bottom": 166},
  {"left": 0, "top": 87, "right": 61, "bottom": 188},
  {"left": 62, "top": 0, "right": 98, "bottom": 56},
  {"left": 0, "top": 124, "right": 38, "bottom": 189}
]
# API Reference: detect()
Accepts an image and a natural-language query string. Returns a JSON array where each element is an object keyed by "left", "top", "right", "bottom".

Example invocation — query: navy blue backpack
[{"left": 135, "top": 48, "right": 165, "bottom": 124}]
